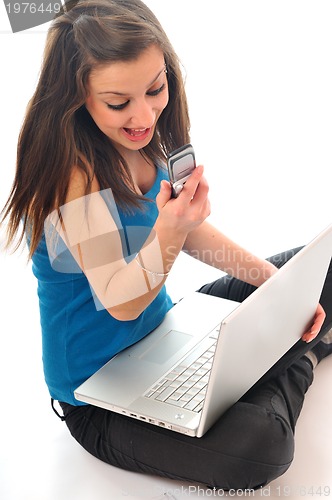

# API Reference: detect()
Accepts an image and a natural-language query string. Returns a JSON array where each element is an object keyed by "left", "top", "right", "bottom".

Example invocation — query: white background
[{"left": 0, "top": 2, "right": 331, "bottom": 499}]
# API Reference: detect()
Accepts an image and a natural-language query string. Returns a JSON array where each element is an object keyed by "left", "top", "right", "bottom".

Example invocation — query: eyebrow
[{"left": 97, "top": 67, "right": 166, "bottom": 96}]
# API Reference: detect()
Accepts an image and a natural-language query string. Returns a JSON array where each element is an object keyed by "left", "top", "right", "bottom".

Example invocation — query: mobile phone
[{"left": 167, "top": 143, "right": 196, "bottom": 197}]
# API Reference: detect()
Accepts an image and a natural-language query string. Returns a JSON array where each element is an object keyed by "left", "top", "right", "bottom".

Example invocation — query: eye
[
  {"left": 107, "top": 100, "right": 130, "bottom": 111},
  {"left": 147, "top": 83, "right": 166, "bottom": 97},
  {"left": 106, "top": 83, "right": 166, "bottom": 111}
]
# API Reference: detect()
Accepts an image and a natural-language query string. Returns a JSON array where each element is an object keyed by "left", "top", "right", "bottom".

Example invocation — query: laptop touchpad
[{"left": 139, "top": 330, "right": 193, "bottom": 364}]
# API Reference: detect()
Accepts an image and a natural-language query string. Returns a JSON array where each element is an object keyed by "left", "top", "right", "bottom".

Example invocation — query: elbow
[
  {"left": 106, "top": 305, "right": 142, "bottom": 322},
  {"left": 97, "top": 284, "right": 149, "bottom": 321}
]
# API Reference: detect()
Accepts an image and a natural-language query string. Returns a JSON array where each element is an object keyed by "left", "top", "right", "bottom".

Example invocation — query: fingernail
[{"left": 305, "top": 334, "right": 315, "bottom": 343}]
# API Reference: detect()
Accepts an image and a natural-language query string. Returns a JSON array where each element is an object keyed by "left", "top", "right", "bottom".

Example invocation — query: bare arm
[
  {"left": 183, "top": 221, "right": 278, "bottom": 286},
  {"left": 183, "top": 221, "right": 326, "bottom": 343},
  {"left": 46, "top": 165, "right": 209, "bottom": 321}
]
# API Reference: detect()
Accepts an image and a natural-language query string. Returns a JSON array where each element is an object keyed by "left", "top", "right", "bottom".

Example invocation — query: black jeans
[{"left": 58, "top": 249, "right": 332, "bottom": 490}]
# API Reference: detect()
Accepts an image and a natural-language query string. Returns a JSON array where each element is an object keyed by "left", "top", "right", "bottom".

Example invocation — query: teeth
[{"left": 125, "top": 128, "right": 148, "bottom": 136}]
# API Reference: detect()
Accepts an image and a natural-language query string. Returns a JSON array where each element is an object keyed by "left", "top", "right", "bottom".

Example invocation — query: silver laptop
[{"left": 75, "top": 224, "right": 332, "bottom": 437}]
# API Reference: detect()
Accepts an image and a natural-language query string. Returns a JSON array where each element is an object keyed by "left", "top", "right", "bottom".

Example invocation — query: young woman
[{"left": 1, "top": 0, "right": 331, "bottom": 491}]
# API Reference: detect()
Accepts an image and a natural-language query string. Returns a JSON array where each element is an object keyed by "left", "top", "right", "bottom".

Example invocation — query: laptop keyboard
[{"left": 144, "top": 328, "right": 219, "bottom": 413}]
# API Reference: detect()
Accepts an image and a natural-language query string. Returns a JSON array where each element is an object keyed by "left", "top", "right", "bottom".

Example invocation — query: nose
[{"left": 129, "top": 98, "right": 155, "bottom": 128}]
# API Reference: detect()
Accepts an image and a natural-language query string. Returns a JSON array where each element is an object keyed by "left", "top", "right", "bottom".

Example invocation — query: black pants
[{"left": 59, "top": 249, "right": 332, "bottom": 490}]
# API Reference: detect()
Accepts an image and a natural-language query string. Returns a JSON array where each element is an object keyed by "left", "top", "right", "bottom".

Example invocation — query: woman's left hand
[{"left": 302, "top": 303, "right": 326, "bottom": 343}]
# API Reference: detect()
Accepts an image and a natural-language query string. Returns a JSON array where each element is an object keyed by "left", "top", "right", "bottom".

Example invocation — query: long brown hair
[{"left": 1, "top": 0, "right": 190, "bottom": 257}]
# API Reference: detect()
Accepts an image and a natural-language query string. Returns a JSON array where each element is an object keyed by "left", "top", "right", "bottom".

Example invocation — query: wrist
[
  {"left": 258, "top": 261, "right": 279, "bottom": 285},
  {"left": 153, "top": 219, "right": 186, "bottom": 272}
]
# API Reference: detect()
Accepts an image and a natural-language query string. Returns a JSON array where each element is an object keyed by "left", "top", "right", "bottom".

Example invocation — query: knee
[
  {"left": 241, "top": 403, "right": 294, "bottom": 466},
  {"left": 210, "top": 402, "right": 295, "bottom": 490}
]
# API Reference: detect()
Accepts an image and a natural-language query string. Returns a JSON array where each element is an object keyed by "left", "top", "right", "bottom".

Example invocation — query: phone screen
[{"left": 167, "top": 144, "right": 196, "bottom": 197}]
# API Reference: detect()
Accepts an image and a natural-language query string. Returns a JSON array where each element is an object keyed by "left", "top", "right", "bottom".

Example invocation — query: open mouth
[
  {"left": 122, "top": 127, "right": 152, "bottom": 141},
  {"left": 124, "top": 128, "right": 148, "bottom": 136}
]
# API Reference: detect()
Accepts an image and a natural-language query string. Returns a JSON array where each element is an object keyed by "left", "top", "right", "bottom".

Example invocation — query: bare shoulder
[{"left": 66, "top": 166, "right": 100, "bottom": 203}]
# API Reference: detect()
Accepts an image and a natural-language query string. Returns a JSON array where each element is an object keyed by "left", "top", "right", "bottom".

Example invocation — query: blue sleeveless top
[{"left": 31, "top": 166, "right": 173, "bottom": 405}]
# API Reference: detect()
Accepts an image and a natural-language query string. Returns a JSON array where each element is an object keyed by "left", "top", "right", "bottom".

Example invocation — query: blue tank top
[{"left": 31, "top": 166, "right": 173, "bottom": 405}]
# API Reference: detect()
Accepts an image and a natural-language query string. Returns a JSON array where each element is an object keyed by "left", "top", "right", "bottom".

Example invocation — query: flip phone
[{"left": 167, "top": 143, "right": 196, "bottom": 197}]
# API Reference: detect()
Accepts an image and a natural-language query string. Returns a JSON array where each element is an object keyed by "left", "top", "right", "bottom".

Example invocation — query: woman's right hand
[{"left": 155, "top": 165, "right": 211, "bottom": 239}]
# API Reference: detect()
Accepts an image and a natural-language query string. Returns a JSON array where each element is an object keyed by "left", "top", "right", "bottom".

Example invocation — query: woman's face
[{"left": 85, "top": 45, "right": 169, "bottom": 155}]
